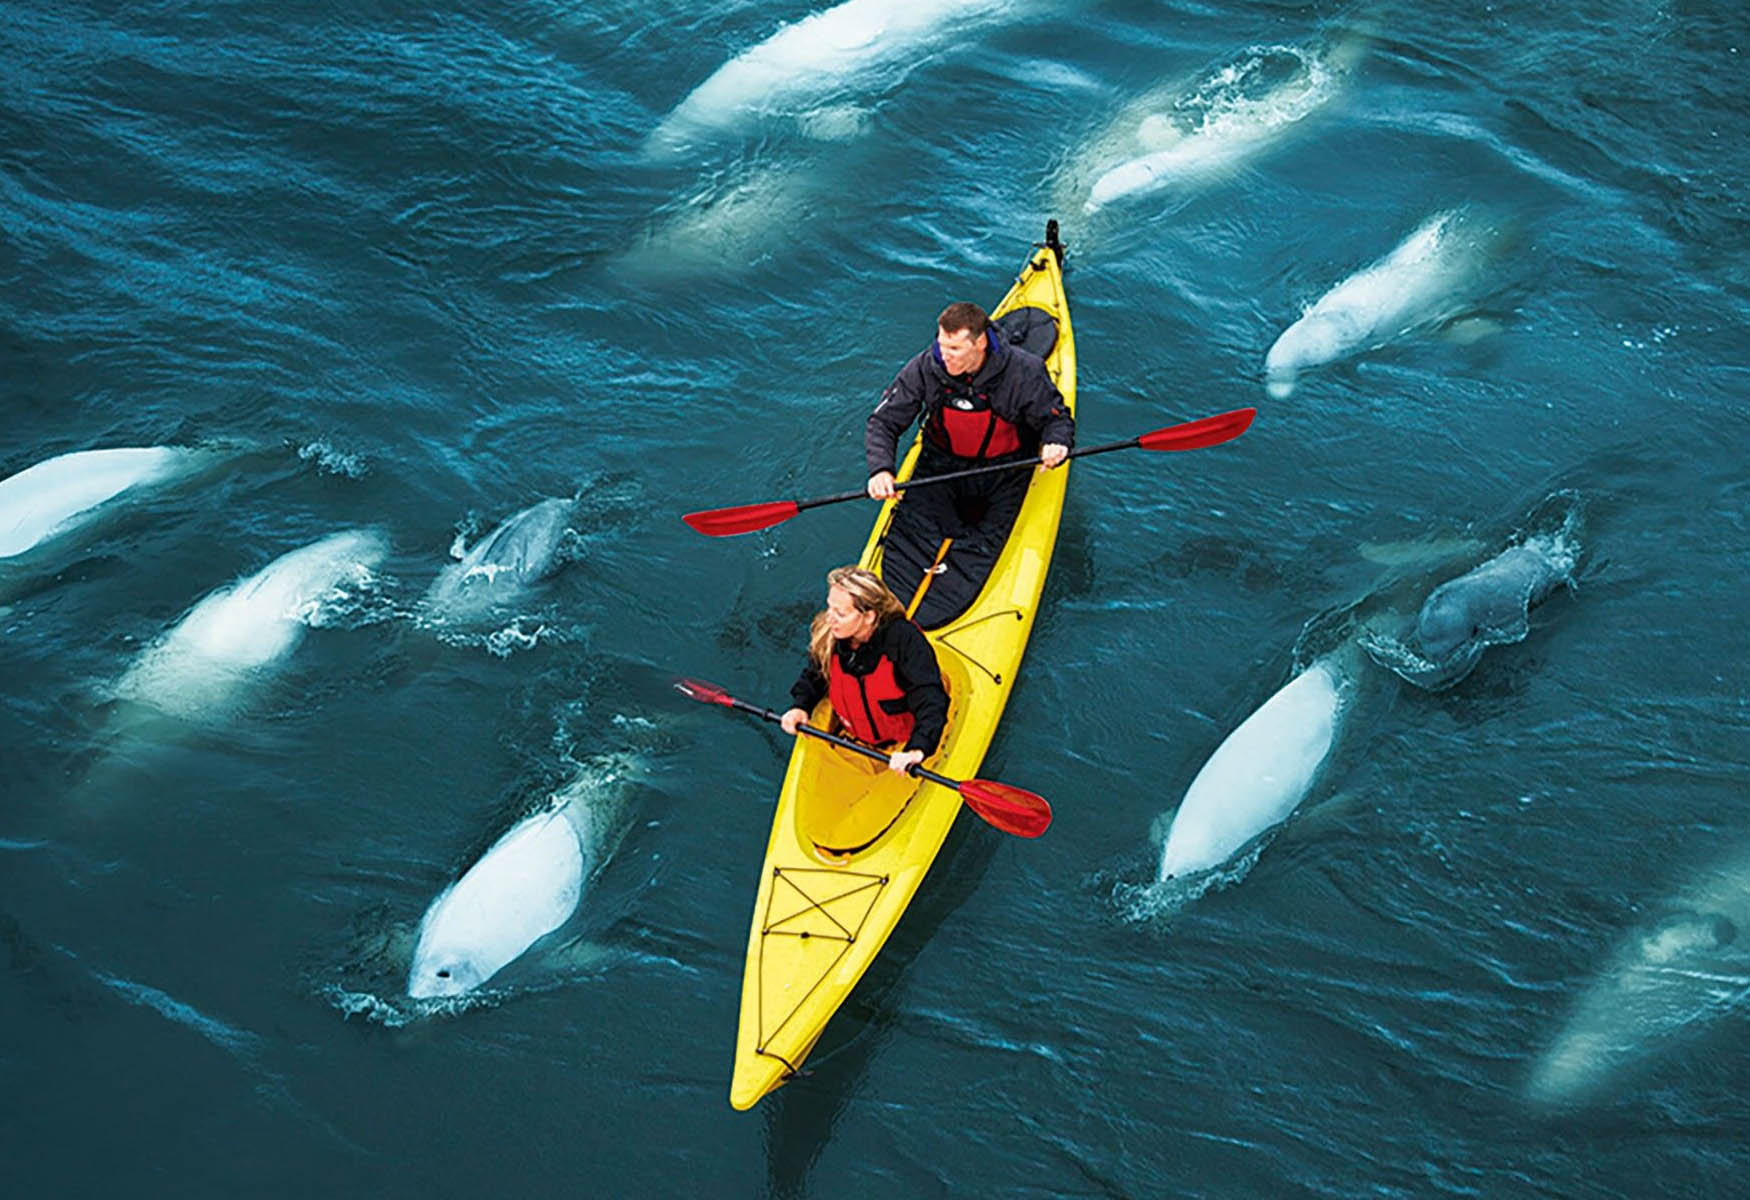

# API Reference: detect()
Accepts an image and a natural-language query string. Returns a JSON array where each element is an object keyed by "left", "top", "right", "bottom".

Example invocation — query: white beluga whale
[
  {"left": 1074, "top": 38, "right": 1361, "bottom": 216},
  {"left": 1158, "top": 654, "right": 1352, "bottom": 880},
  {"left": 421, "top": 498, "right": 576, "bottom": 623},
  {"left": 115, "top": 528, "right": 388, "bottom": 721},
  {"left": 644, "top": 0, "right": 1016, "bottom": 158},
  {"left": 407, "top": 761, "right": 635, "bottom": 1000},
  {"left": 1264, "top": 208, "right": 1504, "bottom": 399},
  {"left": 1528, "top": 849, "right": 1750, "bottom": 1108},
  {"left": 0, "top": 446, "right": 216, "bottom": 560}
]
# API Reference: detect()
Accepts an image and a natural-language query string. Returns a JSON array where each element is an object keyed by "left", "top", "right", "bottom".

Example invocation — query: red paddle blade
[
  {"left": 682, "top": 500, "right": 801, "bottom": 537},
  {"left": 673, "top": 677, "right": 736, "bottom": 707},
  {"left": 957, "top": 780, "right": 1052, "bottom": 838},
  {"left": 1137, "top": 407, "right": 1256, "bottom": 452}
]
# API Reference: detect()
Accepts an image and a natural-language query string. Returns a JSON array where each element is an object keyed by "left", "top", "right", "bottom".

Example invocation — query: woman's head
[{"left": 809, "top": 566, "right": 904, "bottom": 673}]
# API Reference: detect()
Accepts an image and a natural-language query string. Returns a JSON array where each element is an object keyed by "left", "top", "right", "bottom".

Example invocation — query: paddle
[
  {"left": 673, "top": 677, "right": 1052, "bottom": 838},
  {"left": 682, "top": 406, "right": 1257, "bottom": 537}
]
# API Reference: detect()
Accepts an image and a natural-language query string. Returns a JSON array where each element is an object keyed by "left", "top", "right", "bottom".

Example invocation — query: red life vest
[
  {"left": 827, "top": 652, "right": 915, "bottom": 747},
  {"left": 927, "top": 375, "right": 1022, "bottom": 460}
]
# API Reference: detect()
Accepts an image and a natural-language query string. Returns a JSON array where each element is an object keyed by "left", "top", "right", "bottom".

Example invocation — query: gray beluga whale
[
  {"left": 407, "top": 761, "right": 635, "bottom": 1000},
  {"left": 643, "top": 0, "right": 1017, "bottom": 158},
  {"left": 420, "top": 498, "right": 576, "bottom": 623},
  {"left": 1073, "top": 38, "right": 1361, "bottom": 216},
  {"left": 0, "top": 446, "right": 214, "bottom": 560},
  {"left": 114, "top": 528, "right": 388, "bottom": 721},
  {"left": 1361, "top": 525, "right": 1578, "bottom": 691},
  {"left": 1528, "top": 851, "right": 1750, "bottom": 1108},
  {"left": 1263, "top": 209, "right": 1503, "bottom": 399},
  {"left": 1417, "top": 541, "right": 1568, "bottom": 659},
  {"left": 1158, "top": 653, "right": 1352, "bottom": 880}
]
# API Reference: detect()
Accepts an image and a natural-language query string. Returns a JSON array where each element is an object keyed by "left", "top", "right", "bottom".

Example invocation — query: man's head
[{"left": 936, "top": 301, "right": 991, "bottom": 376}]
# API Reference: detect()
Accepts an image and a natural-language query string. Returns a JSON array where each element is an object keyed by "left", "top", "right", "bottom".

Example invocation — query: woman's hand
[
  {"left": 888, "top": 748, "right": 925, "bottom": 775},
  {"left": 780, "top": 707, "right": 809, "bottom": 736}
]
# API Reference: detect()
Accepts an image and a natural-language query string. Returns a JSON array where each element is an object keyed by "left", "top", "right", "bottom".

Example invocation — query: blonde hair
[{"left": 808, "top": 565, "right": 905, "bottom": 675}]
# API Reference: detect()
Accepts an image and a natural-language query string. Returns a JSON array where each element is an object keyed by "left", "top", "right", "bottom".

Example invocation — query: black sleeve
[
  {"left": 1004, "top": 354, "right": 1074, "bottom": 450},
  {"left": 865, "top": 352, "right": 929, "bottom": 477},
  {"left": 888, "top": 620, "right": 948, "bottom": 757},
  {"left": 790, "top": 656, "right": 827, "bottom": 713}
]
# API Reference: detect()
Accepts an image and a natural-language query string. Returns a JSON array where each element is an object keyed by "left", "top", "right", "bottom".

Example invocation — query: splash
[{"left": 297, "top": 440, "right": 368, "bottom": 479}]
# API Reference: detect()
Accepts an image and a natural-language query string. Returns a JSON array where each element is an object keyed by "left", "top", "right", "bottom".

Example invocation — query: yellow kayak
[{"left": 730, "top": 223, "right": 1076, "bottom": 1110}]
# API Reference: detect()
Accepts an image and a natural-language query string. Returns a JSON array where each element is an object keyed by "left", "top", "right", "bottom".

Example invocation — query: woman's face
[{"left": 826, "top": 585, "right": 877, "bottom": 644}]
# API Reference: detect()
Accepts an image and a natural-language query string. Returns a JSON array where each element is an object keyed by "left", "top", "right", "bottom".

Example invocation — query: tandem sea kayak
[{"left": 730, "top": 222, "right": 1076, "bottom": 1110}]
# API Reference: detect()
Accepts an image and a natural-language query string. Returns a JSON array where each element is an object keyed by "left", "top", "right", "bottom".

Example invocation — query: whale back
[
  {"left": 407, "top": 807, "right": 589, "bottom": 999},
  {"left": 1159, "top": 657, "right": 1346, "bottom": 879},
  {"left": 0, "top": 447, "right": 194, "bottom": 558},
  {"left": 116, "top": 528, "right": 388, "bottom": 719},
  {"left": 421, "top": 498, "right": 576, "bottom": 622},
  {"left": 1415, "top": 543, "right": 1563, "bottom": 660}
]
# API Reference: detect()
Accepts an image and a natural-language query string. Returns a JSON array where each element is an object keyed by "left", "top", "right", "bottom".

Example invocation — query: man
[{"left": 863, "top": 301, "right": 1073, "bottom": 625}]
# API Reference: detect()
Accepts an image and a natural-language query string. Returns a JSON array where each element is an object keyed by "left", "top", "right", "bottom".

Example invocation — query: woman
[{"left": 781, "top": 565, "right": 948, "bottom": 774}]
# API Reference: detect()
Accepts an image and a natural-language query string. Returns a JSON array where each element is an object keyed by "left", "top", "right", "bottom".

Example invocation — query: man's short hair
[{"left": 937, "top": 302, "right": 990, "bottom": 337}]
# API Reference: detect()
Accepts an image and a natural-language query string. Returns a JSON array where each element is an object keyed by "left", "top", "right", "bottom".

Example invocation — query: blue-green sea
[{"left": 3, "top": 1, "right": 1748, "bottom": 1194}]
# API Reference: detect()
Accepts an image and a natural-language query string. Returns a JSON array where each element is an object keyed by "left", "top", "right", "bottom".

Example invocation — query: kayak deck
[{"left": 731, "top": 228, "right": 1076, "bottom": 1110}]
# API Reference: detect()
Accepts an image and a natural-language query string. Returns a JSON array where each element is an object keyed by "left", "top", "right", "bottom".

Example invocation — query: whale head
[
  {"left": 1263, "top": 312, "right": 1352, "bottom": 399},
  {"left": 407, "top": 954, "right": 487, "bottom": 1000},
  {"left": 1414, "top": 585, "right": 1478, "bottom": 661}
]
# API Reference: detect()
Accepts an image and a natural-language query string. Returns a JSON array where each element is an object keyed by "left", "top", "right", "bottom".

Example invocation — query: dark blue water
[{"left": 4, "top": 1, "right": 1748, "bottom": 1194}]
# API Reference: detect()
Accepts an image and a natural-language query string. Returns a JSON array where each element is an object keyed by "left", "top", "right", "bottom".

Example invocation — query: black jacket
[
  {"left": 789, "top": 616, "right": 948, "bottom": 756},
  {"left": 864, "top": 331, "right": 1074, "bottom": 477}
]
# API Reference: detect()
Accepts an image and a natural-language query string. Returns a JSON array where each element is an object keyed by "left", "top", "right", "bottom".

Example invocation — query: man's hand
[
  {"left": 780, "top": 707, "right": 809, "bottom": 736},
  {"left": 867, "top": 471, "right": 897, "bottom": 500},
  {"left": 1040, "top": 443, "right": 1070, "bottom": 469},
  {"left": 888, "top": 748, "right": 925, "bottom": 775}
]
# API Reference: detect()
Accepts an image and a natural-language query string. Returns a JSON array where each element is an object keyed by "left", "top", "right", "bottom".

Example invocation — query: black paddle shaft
[
  {"left": 801, "top": 434, "right": 1143, "bottom": 515},
  {"left": 725, "top": 695, "right": 958, "bottom": 789}
]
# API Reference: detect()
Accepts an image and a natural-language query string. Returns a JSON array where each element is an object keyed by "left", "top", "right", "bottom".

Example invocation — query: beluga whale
[
  {"left": 1360, "top": 500, "right": 1580, "bottom": 690},
  {"left": 1263, "top": 208, "right": 1505, "bottom": 399},
  {"left": 1158, "top": 653, "right": 1353, "bottom": 881},
  {"left": 0, "top": 446, "right": 218, "bottom": 561},
  {"left": 643, "top": 0, "right": 1018, "bottom": 158},
  {"left": 1073, "top": 36, "right": 1363, "bottom": 216},
  {"left": 114, "top": 528, "right": 389, "bottom": 721},
  {"left": 407, "top": 760, "right": 637, "bottom": 1000},
  {"left": 1528, "top": 848, "right": 1750, "bottom": 1108},
  {"left": 420, "top": 497, "right": 577, "bottom": 625}
]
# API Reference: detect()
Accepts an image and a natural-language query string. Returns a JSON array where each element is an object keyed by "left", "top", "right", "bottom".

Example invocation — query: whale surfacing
[
  {"left": 1077, "top": 41, "right": 1353, "bottom": 215},
  {"left": 407, "top": 765, "right": 632, "bottom": 1000},
  {"left": 645, "top": 0, "right": 1011, "bottom": 157},
  {"left": 115, "top": 528, "right": 388, "bottom": 720},
  {"left": 1159, "top": 656, "right": 1348, "bottom": 879},
  {"left": 1264, "top": 210, "right": 1500, "bottom": 399},
  {"left": 0, "top": 446, "right": 210, "bottom": 559},
  {"left": 421, "top": 498, "right": 575, "bottom": 623}
]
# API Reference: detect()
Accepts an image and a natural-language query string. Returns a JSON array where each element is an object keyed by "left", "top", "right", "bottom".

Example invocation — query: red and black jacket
[
  {"left": 865, "top": 330, "right": 1074, "bottom": 478},
  {"left": 790, "top": 617, "right": 947, "bottom": 755}
]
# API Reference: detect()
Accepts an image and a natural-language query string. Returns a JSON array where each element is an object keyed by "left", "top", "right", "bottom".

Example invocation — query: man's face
[{"left": 936, "top": 325, "right": 987, "bottom": 377}]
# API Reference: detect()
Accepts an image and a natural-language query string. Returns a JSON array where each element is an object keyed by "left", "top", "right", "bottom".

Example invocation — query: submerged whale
[
  {"left": 644, "top": 0, "right": 1014, "bottom": 157},
  {"left": 115, "top": 528, "right": 388, "bottom": 720},
  {"left": 407, "top": 765, "right": 632, "bottom": 999},
  {"left": 0, "top": 446, "right": 214, "bottom": 560},
  {"left": 1362, "top": 531, "right": 1577, "bottom": 690},
  {"left": 1528, "top": 851, "right": 1750, "bottom": 1107},
  {"left": 1159, "top": 655, "right": 1350, "bottom": 879},
  {"left": 421, "top": 498, "right": 575, "bottom": 623},
  {"left": 1263, "top": 209, "right": 1502, "bottom": 399}
]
